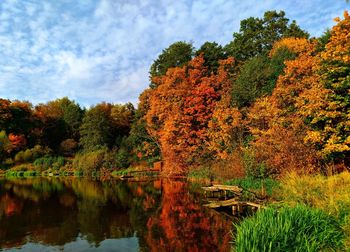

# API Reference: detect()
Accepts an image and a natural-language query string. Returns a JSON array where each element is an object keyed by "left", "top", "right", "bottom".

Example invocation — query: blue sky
[{"left": 0, "top": 0, "right": 348, "bottom": 107}]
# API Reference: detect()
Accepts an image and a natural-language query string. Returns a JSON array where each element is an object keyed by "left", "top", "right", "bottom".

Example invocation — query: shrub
[
  {"left": 14, "top": 145, "right": 50, "bottom": 164},
  {"left": 226, "top": 177, "right": 279, "bottom": 198},
  {"left": 242, "top": 148, "right": 269, "bottom": 179},
  {"left": 14, "top": 151, "right": 25, "bottom": 163},
  {"left": 115, "top": 148, "right": 130, "bottom": 169},
  {"left": 72, "top": 149, "right": 107, "bottom": 174},
  {"left": 60, "top": 139, "right": 78, "bottom": 156},
  {"left": 33, "top": 155, "right": 66, "bottom": 171},
  {"left": 234, "top": 205, "right": 344, "bottom": 252},
  {"left": 23, "top": 149, "right": 33, "bottom": 162}
]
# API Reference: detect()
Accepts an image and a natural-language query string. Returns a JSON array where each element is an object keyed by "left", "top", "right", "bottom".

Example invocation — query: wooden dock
[{"left": 202, "top": 185, "right": 265, "bottom": 216}]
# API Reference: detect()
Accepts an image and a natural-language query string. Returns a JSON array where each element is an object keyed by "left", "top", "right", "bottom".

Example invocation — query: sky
[{"left": 0, "top": 0, "right": 348, "bottom": 107}]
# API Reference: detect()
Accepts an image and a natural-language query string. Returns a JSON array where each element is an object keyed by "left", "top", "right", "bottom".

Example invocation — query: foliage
[
  {"left": 14, "top": 145, "right": 50, "bottom": 164},
  {"left": 225, "top": 176, "right": 279, "bottom": 197},
  {"left": 234, "top": 205, "right": 344, "bottom": 252},
  {"left": 195, "top": 41, "right": 226, "bottom": 74},
  {"left": 72, "top": 149, "right": 109, "bottom": 174},
  {"left": 232, "top": 46, "right": 296, "bottom": 108},
  {"left": 115, "top": 148, "right": 130, "bottom": 169},
  {"left": 0, "top": 130, "right": 10, "bottom": 162},
  {"left": 246, "top": 37, "right": 320, "bottom": 175},
  {"left": 225, "top": 10, "right": 308, "bottom": 62},
  {"left": 33, "top": 155, "right": 66, "bottom": 171},
  {"left": 59, "top": 138, "right": 78, "bottom": 156},
  {"left": 149, "top": 41, "right": 194, "bottom": 86},
  {"left": 297, "top": 11, "right": 350, "bottom": 163},
  {"left": 79, "top": 103, "right": 113, "bottom": 150},
  {"left": 146, "top": 56, "right": 235, "bottom": 174}
]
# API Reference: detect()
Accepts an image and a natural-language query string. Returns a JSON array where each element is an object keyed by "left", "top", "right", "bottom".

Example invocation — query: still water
[{"left": 0, "top": 177, "right": 232, "bottom": 251}]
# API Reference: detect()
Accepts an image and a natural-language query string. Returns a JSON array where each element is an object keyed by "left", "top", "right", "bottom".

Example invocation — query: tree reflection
[{"left": 0, "top": 177, "right": 232, "bottom": 251}]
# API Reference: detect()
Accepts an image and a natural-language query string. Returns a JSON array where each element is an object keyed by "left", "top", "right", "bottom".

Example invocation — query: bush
[
  {"left": 33, "top": 155, "right": 66, "bottom": 171},
  {"left": 115, "top": 148, "right": 130, "bottom": 169},
  {"left": 72, "top": 149, "right": 107, "bottom": 174},
  {"left": 23, "top": 149, "right": 33, "bottom": 162},
  {"left": 60, "top": 139, "right": 78, "bottom": 156},
  {"left": 14, "top": 145, "right": 51, "bottom": 164},
  {"left": 242, "top": 148, "right": 269, "bottom": 179},
  {"left": 234, "top": 205, "right": 344, "bottom": 252},
  {"left": 226, "top": 177, "right": 279, "bottom": 198},
  {"left": 14, "top": 151, "right": 25, "bottom": 163}
]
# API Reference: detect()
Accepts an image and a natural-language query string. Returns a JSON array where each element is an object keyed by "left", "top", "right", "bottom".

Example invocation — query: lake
[{"left": 0, "top": 177, "right": 233, "bottom": 251}]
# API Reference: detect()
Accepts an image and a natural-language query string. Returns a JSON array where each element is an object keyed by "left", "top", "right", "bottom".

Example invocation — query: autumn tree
[
  {"left": 297, "top": 11, "right": 350, "bottom": 165},
  {"left": 146, "top": 56, "right": 235, "bottom": 174},
  {"left": 246, "top": 37, "right": 319, "bottom": 175}
]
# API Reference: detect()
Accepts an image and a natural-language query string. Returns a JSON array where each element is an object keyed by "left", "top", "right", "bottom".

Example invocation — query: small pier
[{"left": 202, "top": 185, "right": 265, "bottom": 216}]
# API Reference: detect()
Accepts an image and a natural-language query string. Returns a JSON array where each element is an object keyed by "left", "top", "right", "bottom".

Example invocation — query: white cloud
[{"left": 0, "top": 0, "right": 348, "bottom": 107}]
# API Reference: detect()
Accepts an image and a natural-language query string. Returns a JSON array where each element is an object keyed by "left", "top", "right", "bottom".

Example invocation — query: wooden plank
[
  {"left": 204, "top": 199, "right": 265, "bottom": 210},
  {"left": 245, "top": 202, "right": 266, "bottom": 209},
  {"left": 202, "top": 185, "right": 243, "bottom": 193},
  {"left": 202, "top": 187, "right": 221, "bottom": 192},
  {"left": 203, "top": 198, "right": 239, "bottom": 208}
]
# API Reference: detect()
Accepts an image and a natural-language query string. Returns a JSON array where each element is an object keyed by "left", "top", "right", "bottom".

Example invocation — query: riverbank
[
  {"left": 232, "top": 171, "right": 350, "bottom": 251},
  {"left": 2, "top": 164, "right": 350, "bottom": 251}
]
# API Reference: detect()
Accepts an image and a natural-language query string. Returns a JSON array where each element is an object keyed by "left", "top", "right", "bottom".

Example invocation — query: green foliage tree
[
  {"left": 58, "top": 97, "right": 84, "bottom": 139},
  {"left": 195, "top": 41, "right": 226, "bottom": 74},
  {"left": 79, "top": 104, "right": 113, "bottom": 151},
  {"left": 111, "top": 102, "right": 135, "bottom": 144},
  {"left": 225, "top": 10, "right": 308, "bottom": 62},
  {"left": 232, "top": 47, "right": 296, "bottom": 108},
  {"left": 0, "top": 130, "right": 10, "bottom": 163},
  {"left": 149, "top": 41, "right": 194, "bottom": 87}
]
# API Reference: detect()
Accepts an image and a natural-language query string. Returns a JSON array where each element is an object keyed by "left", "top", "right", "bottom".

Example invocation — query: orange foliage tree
[
  {"left": 247, "top": 37, "right": 320, "bottom": 175},
  {"left": 297, "top": 11, "right": 350, "bottom": 165},
  {"left": 145, "top": 56, "right": 235, "bottom": 174}
]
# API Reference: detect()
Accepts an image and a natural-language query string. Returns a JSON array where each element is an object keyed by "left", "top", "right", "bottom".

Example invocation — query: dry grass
[
  {"left": 278, "top": 171, "right": 350, "bottom": 248},
  {"left": 278, "top": 171, "right": 350, "bottom": 216}
]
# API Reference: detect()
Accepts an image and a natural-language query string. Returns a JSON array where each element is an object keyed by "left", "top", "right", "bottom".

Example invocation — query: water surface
[{"left": 0, "top": 177, "right": 232, "bottom": 251}]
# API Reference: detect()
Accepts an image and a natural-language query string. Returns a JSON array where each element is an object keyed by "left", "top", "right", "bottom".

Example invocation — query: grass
[
  {"left": 278, "top": 171, "right": 350, "bottom": 217},
  {"left": 5, "top": 170, "right": 40, "bottom": 177},
  {"left": 277, "top": 171, "right": 350, "bottom": 249},
  {"left": 234, "top": 205, "right": 344, "bottom": 252},
  {"left": 225, "top": 177, "right": 279, "bottom": 198},
  {"left": 187, "top": 167, "right": 212, "bottom": 180}
]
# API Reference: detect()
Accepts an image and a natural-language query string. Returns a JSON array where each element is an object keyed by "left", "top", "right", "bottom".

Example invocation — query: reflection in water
[{"left": 0, "top": 178, "right": 232, "bottom": 251}]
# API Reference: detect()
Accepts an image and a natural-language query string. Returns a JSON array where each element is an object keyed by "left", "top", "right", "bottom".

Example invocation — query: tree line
[{"left": 1, "top": 10, "right": 350, "bottom": 177}]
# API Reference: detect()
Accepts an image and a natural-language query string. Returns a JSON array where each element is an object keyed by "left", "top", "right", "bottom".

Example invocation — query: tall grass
[
  {"left": 225, "top": 177, "right": 279, "bottom": 198},
  {"left": 278, "top": 171, "right": 350, "bottom": 248},
  {"left": 234, "top": 205, "right": 344, "bottom": 252},
  {"left": 278, "top": 171, "right": 350, "bottom": 217}
]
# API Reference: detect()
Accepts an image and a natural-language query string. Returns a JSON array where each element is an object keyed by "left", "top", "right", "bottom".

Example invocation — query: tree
[
  {"left": 149, "top": 41, "right": 194, "bottom": 87},
  {"left": 0, "top": 131, "right": 10, "bottom": 163},
  {"left": 79, "top": 104, "right": 113, "bottom": 151},
  {"left": 195, "top": 41, "right": 226, "bottom": 74},
  {"left": 146, "top": 56, "right": 235, "bottom": 174},
  {"left": 231, "top": 46, "right": 296, "bottom": 108},
  {"left": 246, "top": 37, "right": 320, "bottom": 175},
  {"left": 297, "top": 11, "right": 350, "bottom": 164},
  {"left": 224, "top": 10, "right": 308, "bottom": 62}
]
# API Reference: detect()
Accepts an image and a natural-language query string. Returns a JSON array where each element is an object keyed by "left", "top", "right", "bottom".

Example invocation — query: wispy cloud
[{"left": 0, "top": 0, "right": 348, "bottom": 107}]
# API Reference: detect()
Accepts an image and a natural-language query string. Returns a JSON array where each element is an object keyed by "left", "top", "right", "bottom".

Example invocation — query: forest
[
  {"left": 1, "top": 10, "right": 350, "bottom": 178},
  {"left": 1, "top": 9, "right": 350, "bottom": 251}
]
